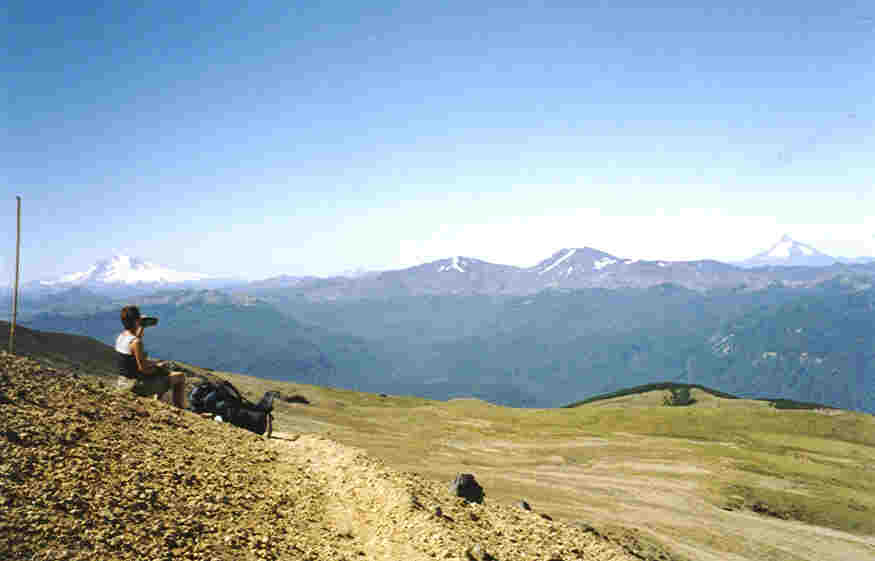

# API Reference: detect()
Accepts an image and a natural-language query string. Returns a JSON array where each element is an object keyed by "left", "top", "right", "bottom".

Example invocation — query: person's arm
[{"left": 131, "top": 338, "right": 156, "bottom": 375}]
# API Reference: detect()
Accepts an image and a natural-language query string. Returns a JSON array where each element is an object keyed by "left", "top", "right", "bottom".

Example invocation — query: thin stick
[{"left": 9, "top": 196, "right": 21, "bottom": 353}]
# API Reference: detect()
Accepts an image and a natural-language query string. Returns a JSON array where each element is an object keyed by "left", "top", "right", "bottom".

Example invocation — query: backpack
[{"left": 189, "top": 380, "right": 276, "bottom": 437}]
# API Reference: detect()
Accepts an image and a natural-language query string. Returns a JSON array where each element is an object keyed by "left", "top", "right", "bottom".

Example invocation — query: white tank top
[{"left": 115, "top": 332, "right": 138, "bottom": 355}]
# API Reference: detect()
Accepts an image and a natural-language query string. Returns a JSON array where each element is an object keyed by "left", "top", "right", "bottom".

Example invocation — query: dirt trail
[{"left": 269, "top": 432, "right": 639, "bottom": 561}]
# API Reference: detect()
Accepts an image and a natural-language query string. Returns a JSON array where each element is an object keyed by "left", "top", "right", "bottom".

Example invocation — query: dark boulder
[{"left": 449, "top": 473, "right": 484, "bottom": 504}]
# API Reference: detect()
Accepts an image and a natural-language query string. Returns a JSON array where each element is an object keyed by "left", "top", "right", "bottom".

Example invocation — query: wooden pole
[{"left": 9, "top": 196, "right": 21, "bottom": 354}]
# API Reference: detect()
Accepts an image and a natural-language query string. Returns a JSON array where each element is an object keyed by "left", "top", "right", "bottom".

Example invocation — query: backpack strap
[{"left": 219, "top": 380, "right": 243, "bottom": 403}]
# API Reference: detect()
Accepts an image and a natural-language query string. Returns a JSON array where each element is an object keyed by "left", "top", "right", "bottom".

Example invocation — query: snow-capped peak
[
  {"left": 742, "top": 235, "right": 835, "bottom": 267},
  {"left": 762, "top": 235, "right": 819, "bottom": 258},
  {"left": 534, "top": 247, "right": 624, "bottom": 276},
  {"left": 40, "top": 255, "right": 213, "bottom": 286}
]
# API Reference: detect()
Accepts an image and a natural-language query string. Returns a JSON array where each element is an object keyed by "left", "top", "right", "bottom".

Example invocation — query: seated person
[{"left": 115, "top": 305, "right": 186, "bottom": 409}]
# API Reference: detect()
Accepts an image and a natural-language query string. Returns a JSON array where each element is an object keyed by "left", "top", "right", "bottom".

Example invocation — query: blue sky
[{"left": 4, "top": 1, "right": 874, "bottom": 282}]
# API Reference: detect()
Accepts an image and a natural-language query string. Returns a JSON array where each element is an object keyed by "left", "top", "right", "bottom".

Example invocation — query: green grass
[
  {"left": 13, "top": 325, "right": 875, "bottom": 561},
  {"left": 206, "top": 374, "right": 875, "bottom": 540},
  {"left": 562, "top": 382, "right": 740, "bottom": 407},
  {"left": 564, "top": 382, "right": 840, "bottom": 412}
]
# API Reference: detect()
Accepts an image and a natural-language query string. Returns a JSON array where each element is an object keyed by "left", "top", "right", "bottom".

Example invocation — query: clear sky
[{"left": 4, "top": 1, "right": 874, "bottom": 283}]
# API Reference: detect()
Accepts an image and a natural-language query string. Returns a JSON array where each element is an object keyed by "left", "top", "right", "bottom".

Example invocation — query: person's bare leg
[{"left": 169, "top": 371, "right": 186, "bottom": 408}]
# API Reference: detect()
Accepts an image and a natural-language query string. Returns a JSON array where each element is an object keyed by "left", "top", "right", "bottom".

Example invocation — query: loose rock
[{"left": 449, "top": 473, "right": 485, "bottom": 504}]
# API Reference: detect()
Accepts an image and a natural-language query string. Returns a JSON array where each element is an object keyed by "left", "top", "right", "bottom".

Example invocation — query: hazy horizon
[{"left": 5, "top": 2, "right": 874, "bottom": 283}]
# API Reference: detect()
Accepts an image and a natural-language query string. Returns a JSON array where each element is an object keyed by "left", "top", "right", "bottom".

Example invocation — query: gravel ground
[{"left": 0, "top": 351, "right": 635, "bottom": 561}]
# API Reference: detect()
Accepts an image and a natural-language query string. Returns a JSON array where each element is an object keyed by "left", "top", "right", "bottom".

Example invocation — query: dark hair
[{"left": 120, "top": 305, "right": 141, "bottom": 331}]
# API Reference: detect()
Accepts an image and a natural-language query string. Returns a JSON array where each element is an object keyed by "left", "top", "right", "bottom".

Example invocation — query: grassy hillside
[
  {"left": 0, "top": 320, "right": 118, "bottom": 377},
  {"left": 141, "top": 344, "right": 875, "bottom": 560},
  {"left": 3, "top": 324, "right": 874, "bottom": 560},
  {"left": 201, "top": 365, "right": 875, "bottom": 561},
  {"left": 563, "top": 382, "right": 741, "bottom": 407},
  {"left": 562, "top": 382, "right": 840, "bottom": 410}
]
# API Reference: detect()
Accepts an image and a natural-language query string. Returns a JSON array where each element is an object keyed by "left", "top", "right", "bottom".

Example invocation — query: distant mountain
[
  {"left": 740, "top": 235, "right": 836, "bottom": 268},
  {"left": 384, "top": 256, "right": 524, "bottom": 295},
  {"left": 244, "top": 275, "right": 320, "bottom": 290},
  {"left": 530, "top": 247, "right": 623, "bottom": 278},
  {"left": 15, "top": 243, "right": 875, "bottom": 308},
  {"left": 28, "top": 255, "right": 242, "bottom": 296},
  {"left": 335, "top": 268, "right": 381, "bottom": 279},
  {"left": 21, "top": 286, "right": 112, "bottom": 315},
  {"left": 247, "top": 246, "right": 875, "bottom": 301},
  {"left": 40, "top": 255, "right": 211, "bottom": 285},
  {"left": 837, "top": 256, "right": 875, "bottom": 265}
]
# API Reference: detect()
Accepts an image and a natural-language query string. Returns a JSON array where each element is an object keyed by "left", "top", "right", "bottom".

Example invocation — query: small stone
[{"left": 465, "top": 543, "right": 497, "bottom": 561}]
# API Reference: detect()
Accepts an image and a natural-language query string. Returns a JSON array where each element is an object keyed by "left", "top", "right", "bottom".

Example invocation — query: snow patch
[
  {"left": 768, "top": 239, "right": 793, "bottom": 258},
  {"left": 539, "top": 249, "right": 576, "bottom": 275},
  {"left": 624, "top": 260, "right": 635, "bottom": 265},
  {"left": 438, "top": 256, "right": 466, "bottom": 273},
  {"left": 42, "top": 265, "right": 98, "bottom": 285},
  {"left": 799, "top": 244, "right": 814, "bottom": 256},
  {"left": 566, "top": 266, "right": 574, "bottom": 276},
  {"left": 593, "top": 257, "right": 617, "bottom": 270},
  {"left": 658, "top": 262, "right": 667, "bottom": 268}
]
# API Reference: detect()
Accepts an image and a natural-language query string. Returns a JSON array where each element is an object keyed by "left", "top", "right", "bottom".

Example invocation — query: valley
[{"left": 14, "top": 275, "right": 875, "bottom": 413}]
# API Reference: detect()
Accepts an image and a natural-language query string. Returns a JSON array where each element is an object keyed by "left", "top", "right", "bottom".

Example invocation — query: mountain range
[
  {"left": 23, "top": 235, "right": 874, "bottom": 300},
  {"left": 10, "top": 235, "right": 874, "bottom": 414},
  {"left": 17, "top": 277, "right": 875, "bottom": 413}
]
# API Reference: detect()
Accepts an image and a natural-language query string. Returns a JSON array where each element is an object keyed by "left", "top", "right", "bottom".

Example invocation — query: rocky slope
[{"left": 0, "top": 352, "right": 636, "bottom": 561}]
